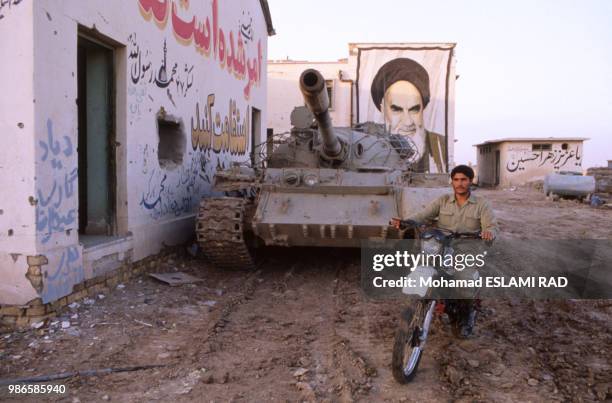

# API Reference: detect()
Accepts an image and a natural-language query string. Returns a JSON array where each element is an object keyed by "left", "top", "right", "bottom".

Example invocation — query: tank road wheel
[{"left": 195, "top": 197, "right": 255, "bottom": 270}]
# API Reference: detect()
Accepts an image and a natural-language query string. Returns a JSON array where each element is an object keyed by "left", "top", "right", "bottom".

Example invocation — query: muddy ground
[{"left": 1, "top": 186, "right": 611, "bottom": 402}]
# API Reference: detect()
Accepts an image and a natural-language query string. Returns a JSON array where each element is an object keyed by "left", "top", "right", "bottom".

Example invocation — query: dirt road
[{"left": 1, "top": 187, "right": 611, "bottom": 402}]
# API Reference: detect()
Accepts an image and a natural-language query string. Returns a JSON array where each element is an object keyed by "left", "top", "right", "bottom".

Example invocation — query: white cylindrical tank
[{"left": 544, "top": 172, "right": 595, "bottom": 197}]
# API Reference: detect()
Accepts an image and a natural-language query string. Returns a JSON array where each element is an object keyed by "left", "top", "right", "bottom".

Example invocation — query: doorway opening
[
  {"left": 494, "top": 150, "right": 500, "bottom": 186},
  {"left": 251, "top": 107, "right": 261, "bottom": 167},
  {"left": 77, "top": 34, "right": 116, "bottom": 242}
]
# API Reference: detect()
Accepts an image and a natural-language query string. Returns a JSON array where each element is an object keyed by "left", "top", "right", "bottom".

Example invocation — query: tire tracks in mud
[
  {"left": 277, "top": 253, "right": 449, "bottom": 402},
  {"left": 302, "top": 260, "right": 378, "bottom": 402},
  {"left": 113, "top": 267, "right": 268, "bottom": 401},
  {"left": 188, "top": 252, "right": 380, "bottom": 401},
  {"left": 196, "top": 269, "right": 262, "bottom": 357},
  {"left": 327, "top": 258, "right": 452, "bottom": 402}
]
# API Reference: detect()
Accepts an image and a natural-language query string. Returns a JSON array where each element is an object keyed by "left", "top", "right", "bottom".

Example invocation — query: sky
[{"left": 266, "top": 0, "right": 612, "bottom": 168}]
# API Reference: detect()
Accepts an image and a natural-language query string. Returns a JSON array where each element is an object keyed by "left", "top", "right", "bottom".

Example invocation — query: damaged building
[{"left": 0, "top": 0, "right": 274, "bottom": 320}]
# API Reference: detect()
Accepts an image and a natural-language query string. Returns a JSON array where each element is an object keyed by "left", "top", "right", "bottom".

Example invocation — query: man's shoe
[{"left": 458, "top": 305, "right": 477, "bottom": 339}]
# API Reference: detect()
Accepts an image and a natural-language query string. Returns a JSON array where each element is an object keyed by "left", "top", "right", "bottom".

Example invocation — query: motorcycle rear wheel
[{"left": 391, "top": 303, "right": 426, "bottom": 383}]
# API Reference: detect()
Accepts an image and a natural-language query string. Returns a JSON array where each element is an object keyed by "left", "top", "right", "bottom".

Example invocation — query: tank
[
  {"left": 195, "top": 69, "right": 450, "bottom": 269},
  {"left": 544, "top": 172, "right": 595, "bottom": 198}
]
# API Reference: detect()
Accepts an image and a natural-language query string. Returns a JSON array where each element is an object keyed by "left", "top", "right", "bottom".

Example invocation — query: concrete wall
[
  {"left": 0, "top": 0, "right": 269, "bottom": 305},
  {"left": 477, "top": 141, "right": 584, "bottom": 187},
  {"left": 268, "top": 61, "right": 352, "bottom": 134},
  {"left": 0, "top": 0, "right": 39, "bottom": 305}
]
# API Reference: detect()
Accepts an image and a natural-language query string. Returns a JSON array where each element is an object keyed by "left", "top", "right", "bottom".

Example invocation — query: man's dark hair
[
  {"left": 370, "top": 58, "right": 430, "bottom": 111},
  {"left": 450, "top": 165, "right": 474, "bottom": 180}
]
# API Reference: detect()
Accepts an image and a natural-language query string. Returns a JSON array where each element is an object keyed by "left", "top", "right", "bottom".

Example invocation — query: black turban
[{"left": 370, "top": 58, "right": 430, "bottom": 111}]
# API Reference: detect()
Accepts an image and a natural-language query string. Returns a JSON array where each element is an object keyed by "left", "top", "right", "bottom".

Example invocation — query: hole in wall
[
  {"left": 8, "top": 229, "right": 14, "bottom": 236},
  {"left": 561, "top": 143, "right": 569, "bottom": 150},
  {"left": 157, "top": 114, "right": 186, "bottom": 170}
]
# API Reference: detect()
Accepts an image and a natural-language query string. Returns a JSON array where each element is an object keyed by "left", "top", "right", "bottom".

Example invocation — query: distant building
[
  {"left": 474, "top": 138, "right": 587, "bottom": 187},
  {"left": 268, "top": 59, "right": 353, "bottom": 131}
]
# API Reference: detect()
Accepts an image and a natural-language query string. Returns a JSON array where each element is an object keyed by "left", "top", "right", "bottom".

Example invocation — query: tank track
[{"left": 195, "top": 197, "right": 255, "bottom": 269}]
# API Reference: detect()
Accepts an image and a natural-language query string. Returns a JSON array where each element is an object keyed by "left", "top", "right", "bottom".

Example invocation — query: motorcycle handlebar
[
  {"left": 389, "top": 218, "right": 421, "bottom": 230},
  {"left": 390, "top": 219, "right": 488, "bottom": 241},
  {"left": 453, "top": 231, "right": 482, "bottom": 239}
]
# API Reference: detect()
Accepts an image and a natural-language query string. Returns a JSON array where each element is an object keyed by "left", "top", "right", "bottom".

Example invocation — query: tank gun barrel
[{"left": 299, "top": 69, "right": 343, "bottom": 158}]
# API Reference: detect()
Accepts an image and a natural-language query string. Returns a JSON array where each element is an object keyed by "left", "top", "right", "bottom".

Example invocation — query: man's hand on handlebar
[
  {"left": 481, "top": 230, "right": 495, "bottom": 241},
  {"left": 389, "top": 217, "right": 419, "bottom": 230},
  {"left": 389, "top": 217, "right": 403, "bottom": 230}
]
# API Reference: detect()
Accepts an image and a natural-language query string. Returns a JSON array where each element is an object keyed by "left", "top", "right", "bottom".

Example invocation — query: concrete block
[
  {"left": 0, "top": 306, "right": 25, "bottom": 316},
  {"left": 56, "top": 296, "right": 68, "bottom": 309},
  {"left": 66, "top": 292, "right": 79, "bottom": 305},
  {"left": 26, "top": 298, "right": 44, "bottom": 306},
  {"left": 27, "top": 255, "right": 49, "bottom": 266},
  {"left": 73, "top": 290, "right": 88, "bottom": 301},
  {"left": 106, "top": 275, "right": 119, "bottom": 288},
  {"left": 48, "top": 300, "right": 62, "bottom": 312},
  {"left": 72, "top": 282, "right": 86, "bottom": 292},
  {"left": 84, "top": 277, "right": 103, "bottom": 288},
  {"left": 94, "top": 284, "right": 108, "bottom": 294},
  {"left": 26, "top": 305, "right": 46, "bottom": 316},
  {"left": 16, "top": 316, "right": 29, "bottom": 327},
  {"left": 0, "top": 315, "right": 17, "bottom": 326}
]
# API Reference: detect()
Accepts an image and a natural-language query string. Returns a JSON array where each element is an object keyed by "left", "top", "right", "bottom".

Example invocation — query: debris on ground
[{"left": 148, "top": 272, "right": 204, "bottom": 286}]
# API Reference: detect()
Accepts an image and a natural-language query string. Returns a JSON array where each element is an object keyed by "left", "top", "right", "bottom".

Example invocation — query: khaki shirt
[{"left": 408, "top": 193, "right": 499, "bottom": 237}]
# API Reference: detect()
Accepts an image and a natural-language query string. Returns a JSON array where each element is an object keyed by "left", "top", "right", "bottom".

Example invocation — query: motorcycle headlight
[
  {"left": 421, "top": 238, "right": 443, "bottom": 255},
  {"left": 303, "top": 174, "right": 318, "bottom": 187}
]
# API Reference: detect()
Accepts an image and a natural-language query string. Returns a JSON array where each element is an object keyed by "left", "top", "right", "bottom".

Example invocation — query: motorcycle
[{"left": 388, "top": 218, "right": 485, "bottom": 384}]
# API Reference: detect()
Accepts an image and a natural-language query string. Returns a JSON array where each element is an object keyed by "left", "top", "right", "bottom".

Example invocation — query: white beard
[
  {"left": 391, "top": 126, "right": 427, "bottom": 160},
  {"left": 407, "top": 128, "right": 427, "bottom": 160}
]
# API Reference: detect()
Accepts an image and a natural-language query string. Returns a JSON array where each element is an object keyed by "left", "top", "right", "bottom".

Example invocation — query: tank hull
[{"left": 251, "top": 168, "right": 448, "bottom": 247}]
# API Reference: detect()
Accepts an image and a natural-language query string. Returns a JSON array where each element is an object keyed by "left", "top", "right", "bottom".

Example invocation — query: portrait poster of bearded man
[{"left": 356, "top": 46, "right": 456, "bottom": 173}]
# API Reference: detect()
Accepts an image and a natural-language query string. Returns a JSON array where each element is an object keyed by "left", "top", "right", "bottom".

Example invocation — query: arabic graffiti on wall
[
  {"left": 128, "top": 33, "right": 194, "bottom": 97},
  {"left": 36, "top": 119, "right": 78, "bottom": 244},
  {"left": 238, "top": 10, "right": 254, "bottom": 42},
  {"left": 0, "top": 0, "right": 23, "bottom": 21},
  {"left": 506, "top": 144, "right": 582, "bottom": 173},
  {"left": 137, "top": 0, "right": 262, "bottom": 100},
  {"left": 42, "top": 246, "right": 84, "bottom": 303},
  {"left": 139, "top": 151, "right": 205, "bottom": 219},
  {"left": 128, "top": 83, "right": 149, "bottom": 123},
  {"left": 191, "top": 94, "right": 249, "bottom": 155}
]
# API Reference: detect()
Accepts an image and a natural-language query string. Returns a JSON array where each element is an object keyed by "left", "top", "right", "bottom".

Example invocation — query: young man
[
  {"left": 405, "top": 164, "right": 497, "bottom": 241},
  {"left": 392, "top": 164, "right": 498, "bottom": 337}
]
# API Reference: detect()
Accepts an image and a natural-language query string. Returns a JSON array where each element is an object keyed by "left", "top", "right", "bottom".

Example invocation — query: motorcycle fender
[{"left": 402, "top": 265, "right": 436, "bottom": 297}]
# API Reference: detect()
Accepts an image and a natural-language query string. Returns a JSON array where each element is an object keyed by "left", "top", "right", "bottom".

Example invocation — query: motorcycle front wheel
[{"left": 391, "top": 302, "right": 429, "bottom": 383}]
